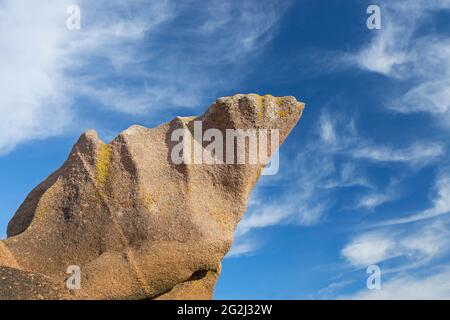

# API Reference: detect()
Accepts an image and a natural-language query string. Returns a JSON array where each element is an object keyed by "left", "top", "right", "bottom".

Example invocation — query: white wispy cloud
[
  {"left": 352, "top": 143, "right": 445, "bottom": 167},
  {"left": 339, "top": 167, "right": 450, "bottom": 299},
  {"left": 316, "top": 279, "right": 355, "bottom": 299},
  {"left": 319, "top": 112, "right": 338, "bottom": 146},
  {"left": 379, "top": 168, "right": 450, "bottom": 226},
  {"left": 347, "top": 1, "right": 450, "bottom": 77},
  {"left": 0, "top": 0, "right": 291, "bottom": 154},
  {"left": 346, "top": 267, "right": 450, "bottom": 300},
  {"left": 341, "top": 231, "right": 398, "bottom": 267},
  {"left": 323, "top": 162, "right": 370, "bottom": 189},
  {"left": 344, "top": 0, "right": 450, "bottom": 126},
  {"left": 0, "top": 0, "right": 74, "bottom": 154},
  {"left": 236, "top": 154, "right": 335, "bottom": 238},
  {"left": 341, "top": 220, "right": 450, "bottom": 268},
  {"left": 226, "top": 238, "right": 260, "bottom": 259},
  {"left": 332, "top": 2, "right": 450, "bottom": 298},
  {"left": 318, "top": 111, "right": 444, "bottom": 168},
  {"left": 354, "top": 192, "right": 395, "bottom": 211}
]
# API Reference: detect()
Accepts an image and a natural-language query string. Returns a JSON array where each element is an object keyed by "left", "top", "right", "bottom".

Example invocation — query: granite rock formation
[{"left": 0, "top": 94, "right": 304, "bottom": 299}]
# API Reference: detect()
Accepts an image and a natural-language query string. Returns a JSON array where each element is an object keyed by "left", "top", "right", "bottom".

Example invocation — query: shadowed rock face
[{"left": 0, "top": 94, "right": 304, "bottom": 299}]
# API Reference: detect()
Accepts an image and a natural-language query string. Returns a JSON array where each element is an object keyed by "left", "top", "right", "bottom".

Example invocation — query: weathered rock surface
[{"left": 0, "top": 94, "right": 304, "bottom": 299}]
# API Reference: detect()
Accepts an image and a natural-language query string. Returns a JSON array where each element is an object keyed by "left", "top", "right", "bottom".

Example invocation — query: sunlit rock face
[{"left": 0, "top": 94, "right": 304, "bottom": 300}]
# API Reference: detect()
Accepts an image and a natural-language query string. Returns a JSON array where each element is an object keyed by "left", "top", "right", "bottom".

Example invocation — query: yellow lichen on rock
[
  {"left": 254, "top": 95, "right": 293, "bottom": 120},
  {"left": 255, "top": 94, "right": 264, "bottom": 120},
  {"left": 95, "top": 143, "right": 112, "bottom": 188},
  {"left": 278, "top": 110, "right": 287, "bottom": 118}
]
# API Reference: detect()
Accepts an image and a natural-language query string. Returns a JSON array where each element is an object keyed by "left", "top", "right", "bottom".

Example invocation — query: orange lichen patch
[
  {"left": 95, "top": 144, "right": 112, "bottom": 188},
  {"left": 296, "top": 102, "right": 306, "bottom": 111},
  {"left": 137, "top": 185, "right": 162, "bottom": 215},
  {"left": 255, "top": 95, "right": 296, "bottom": 120},
  {"left": 142, "top": 192, "right": 158, "bottom": 212},
  {"left": 278, "top": 110, "right": 287, "bottom": 118},
  {"left": 143, "top": 193, "right": 155, "bottom": 206}
]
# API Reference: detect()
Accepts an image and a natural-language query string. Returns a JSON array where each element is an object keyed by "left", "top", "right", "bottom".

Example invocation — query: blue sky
[{"left": 1, "top": 0, "right": 450, "bottom": 299}]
